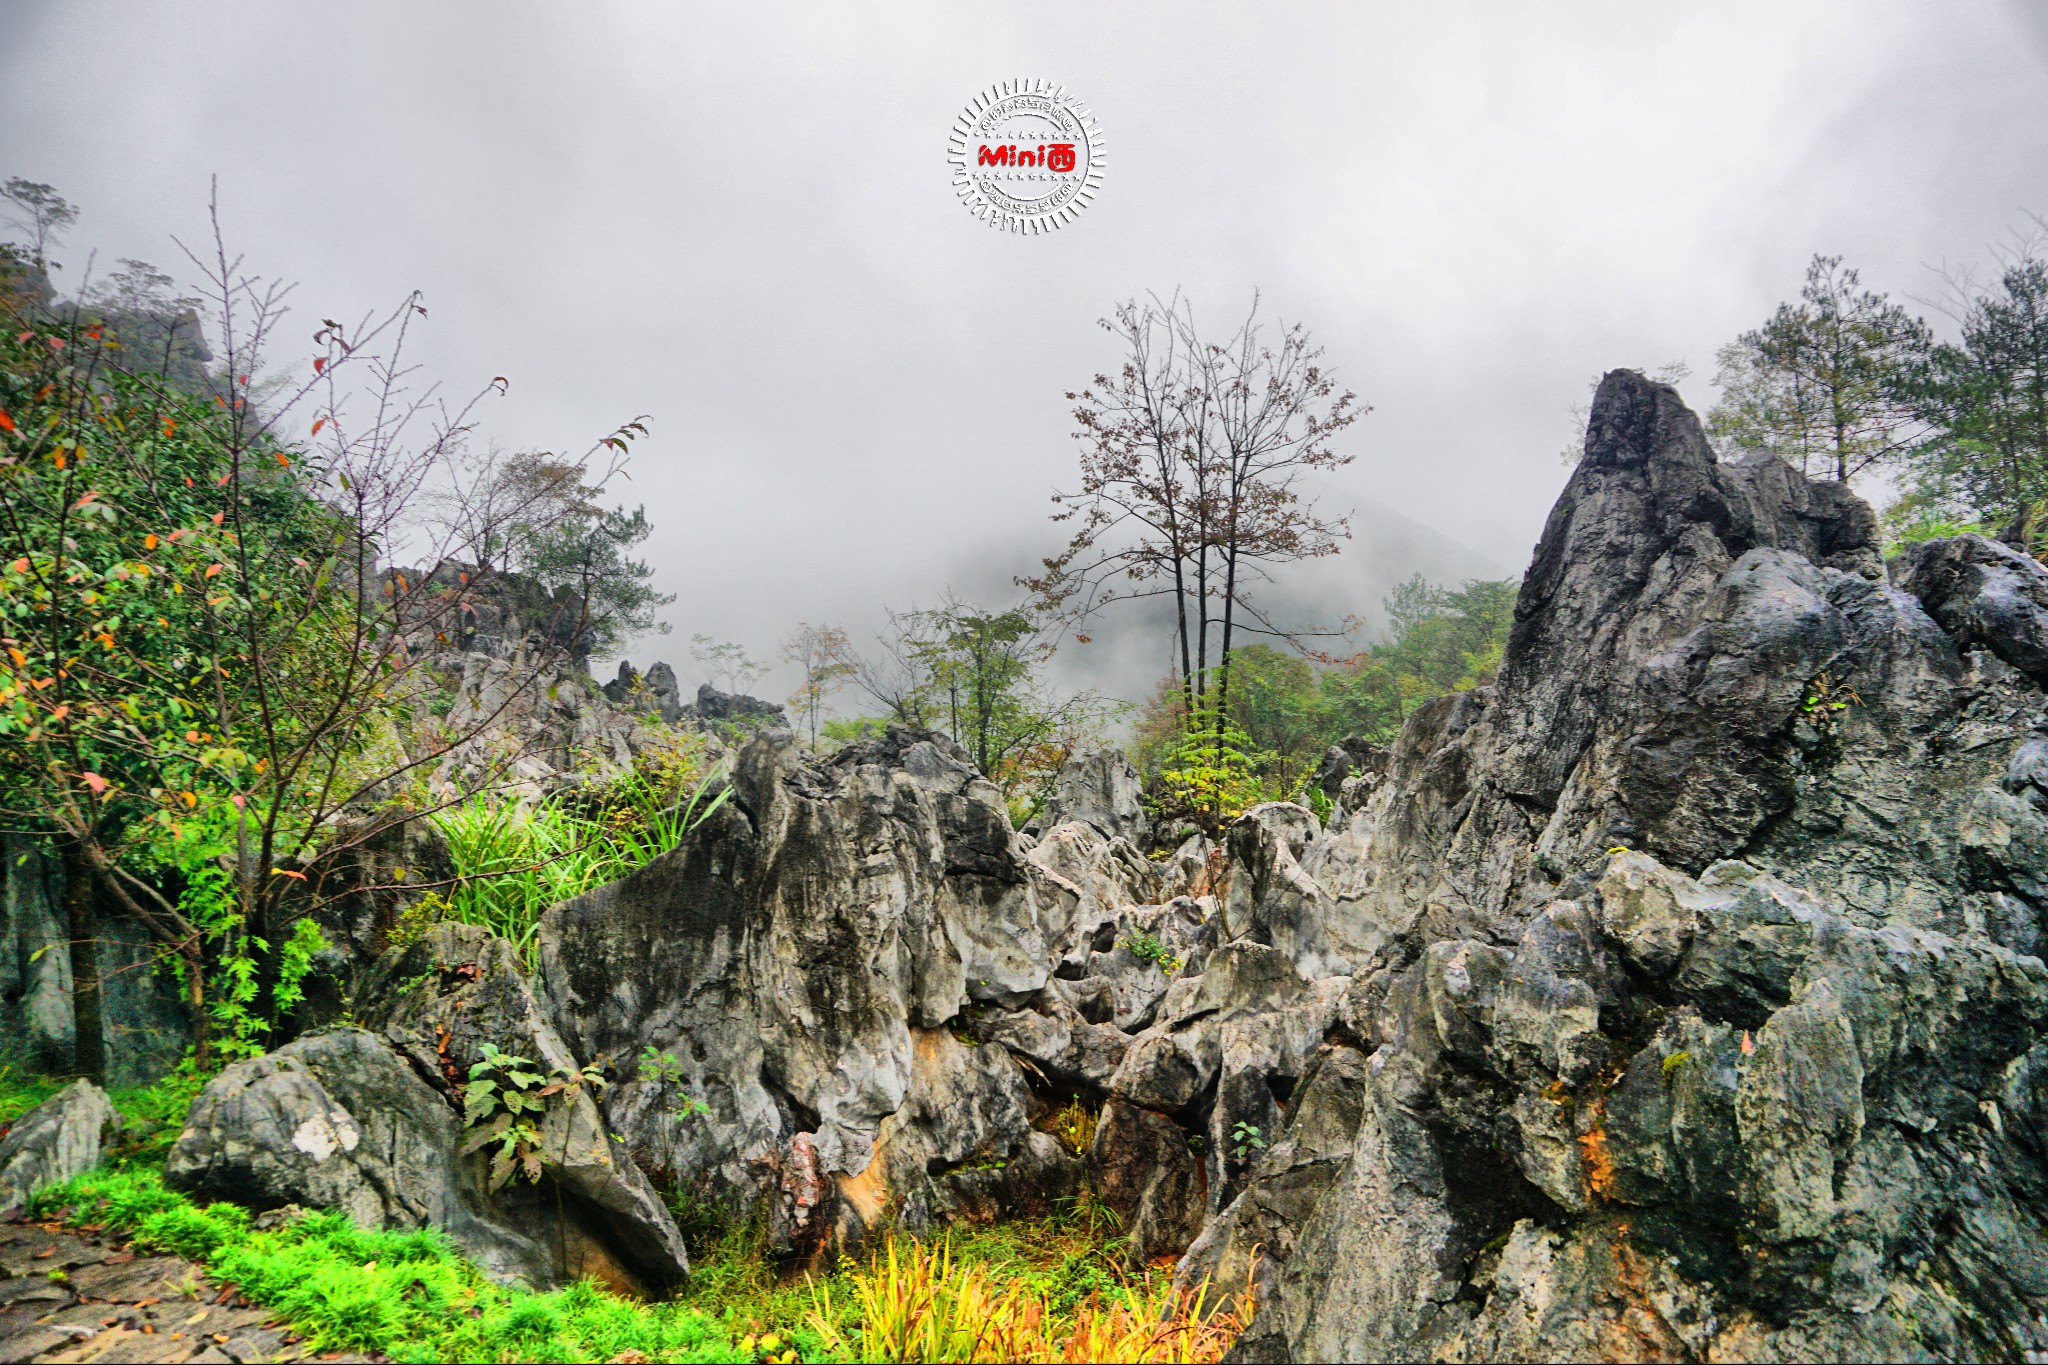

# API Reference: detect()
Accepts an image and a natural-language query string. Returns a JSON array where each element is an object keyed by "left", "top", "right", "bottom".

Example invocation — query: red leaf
[
  {"left": 313, "top": 357, "right": 327, "bottom": 375},
  {"left": 82, "top": 772, "right": 107, "bottom": 794},
  {"left": 0, "top": 410, "right": 14, "bottom": 433}
]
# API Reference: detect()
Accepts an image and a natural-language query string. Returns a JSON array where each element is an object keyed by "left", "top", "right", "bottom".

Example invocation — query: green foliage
[
  {"left": 638, "top": 1044, "right": 712, "bottom": 1120},
  {"left": 460, "top": 1042, "right": 607, "bottom": 1192},
  {"left": 1897, "top": 250, "right": 2048, "bottom": 542},
  {"left": 1228, "top": 1121, "right": 1267, "bottom": 1163},
  {"left": 1133, "top": 575, "right": 1517, "bottom": 824},
  {"left": 1150, "top": 700, "right": 1268, "bottom": 833},
  {"left": 521, "top": 503, "right": 674, "bottom": 656},
  {"left": 1707, "top": 253, "right": 1932, "bottom": 483},
  {"left": 433, "top": 761, "right": 729, "bottom": 966},
  {"left": 905, "top": 599, "right": 1112, "bottom": 806},
  {"left": 29, "top": 1167, "right": 741, "bottom": 1362},
  {"left": 1118, "top": 930, "right": 1182, "bottom": 977}
]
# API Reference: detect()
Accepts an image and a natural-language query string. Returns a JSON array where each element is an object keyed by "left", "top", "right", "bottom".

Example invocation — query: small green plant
[
  {"left": 1661, "top": 1050, "right": 1693, "bottom": 1084},
  {"left": 638, "top": 1045, "right": 712, "bottom": 1121},
  {"left": 460, "top": 1042, "right": 607, "bottom": 1191},
  {"left": 433, "top": 765, "right": 732, "bottom": 967},
  {"left": 1119, "top": 929, "right": 1182, "bottom": 975},
  {"left": 1044, "top": 1098, "right": 1098, "bottom": 1157},
  {"left": 1229, "top": 1121, "right": 1267, "bottom": 1163}
]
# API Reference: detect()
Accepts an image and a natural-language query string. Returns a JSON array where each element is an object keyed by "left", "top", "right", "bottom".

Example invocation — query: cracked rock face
[
  {"left": 0, "top": 1080, "right": 121, "bottom": 1215},
  {"left": 538, "top": 725, "right": 1091, "bottom": 1255},
  {"left": 1205, "top": 372, "right": 2048, "bottom": 1362}
]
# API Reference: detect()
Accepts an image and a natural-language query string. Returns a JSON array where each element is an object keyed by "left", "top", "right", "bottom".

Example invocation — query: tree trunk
[{"left": 59, "top": 841, "right": 104, "bottom": 1082}]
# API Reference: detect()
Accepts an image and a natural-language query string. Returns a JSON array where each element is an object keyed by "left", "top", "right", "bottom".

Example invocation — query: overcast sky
[{"left": 4, "top": 2, "right": 2047, "bottom": 703}]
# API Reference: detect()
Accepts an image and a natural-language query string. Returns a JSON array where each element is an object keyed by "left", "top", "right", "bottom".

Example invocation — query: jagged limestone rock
[
  {"left": 1045, "top": 747, "right": 1152, "bottom": 847},
  {"left": 538, "top": 725, "right": 1082, "bottom": 1254},
  {"left": 0, "top": 1080, "right": 121, "bottom": 1215}
]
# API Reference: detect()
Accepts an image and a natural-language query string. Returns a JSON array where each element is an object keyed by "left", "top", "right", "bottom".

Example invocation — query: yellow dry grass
[{"left": 805, "top": 1238, "right": 1253, "bottom": 1364}]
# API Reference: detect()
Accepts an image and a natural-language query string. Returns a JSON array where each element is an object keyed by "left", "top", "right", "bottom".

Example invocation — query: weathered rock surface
[
  {"left": 117, "top": 370, "right": 2048, "bottom": 1358},
  {"left": 539, "top": 724, "right": 1086, "bottom": 1256},
  {"left": 1196, "top": 372, "right": 2048, "bottom": 1361},
  {"left": 1045, "top": 747, "right": 1152, "bottom": 847},
  {"left": 0, "top": 1081, "right": 121, "bottom": 1215},
  {"left": 168, "top": 923, "right": 691, "bottom": 1295}
]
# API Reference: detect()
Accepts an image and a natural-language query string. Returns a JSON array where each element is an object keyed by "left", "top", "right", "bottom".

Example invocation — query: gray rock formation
[
  {"left": 1190, "top": 371, "right": 2048, "bottom": 1360},
  {"left": 167, "top": 924, "right": 691, "bottom": 1296},
  {"left": 118, "top": 369, "right": 2048, "bottom": 1356},
  {"left": 690, "top": 681, "right": 789, "bottom": 729},
  {"left": 0, "top": 1080, "right": 122, "bottom": 1214},
  {"left": 1046, "top": 748, "right": 1152, "bottom": 847},
  {"left": 538, "top": 724, "right": 1085, "bottom": 1259},
  {"left": 0, "top": 838, "right": 193, "bottom": 1088}
]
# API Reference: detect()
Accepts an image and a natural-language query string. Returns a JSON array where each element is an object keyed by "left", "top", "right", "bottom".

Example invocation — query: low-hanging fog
[{"left": 3, "top": 1, "right": 2045, "bottom": 706}]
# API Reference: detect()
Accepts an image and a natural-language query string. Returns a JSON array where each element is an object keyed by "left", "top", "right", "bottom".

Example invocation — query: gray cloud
[{"left": 2, "top": 1, "right": 2043, "bottom": 705}]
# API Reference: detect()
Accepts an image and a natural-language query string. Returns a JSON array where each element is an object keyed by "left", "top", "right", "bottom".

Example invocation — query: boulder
[
  {"left": 170, "top": 923, "right": 693, "bottom": 1296},
  {"left": 0, "top": 1081, "right": 121, "bottom": 1214},
  {"left": 1045, "top": 748, "right": 1152, "bottom": 847},
  {"left": 358, "top": 922, "right": 689, "bottom": 1293}
]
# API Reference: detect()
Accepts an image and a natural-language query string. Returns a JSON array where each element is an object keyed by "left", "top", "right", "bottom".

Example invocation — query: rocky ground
[
  {"left": 7, "top": 368, "right": 2048, "bottom": 1362},
  {"left": 0, "top": 1218, "right": 374, "bottom": 1364}
]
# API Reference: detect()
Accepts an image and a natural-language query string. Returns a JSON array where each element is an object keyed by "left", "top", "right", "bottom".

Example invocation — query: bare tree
[
  {"left": 1030, "top": 293, "right": 1363, "bottom": 752},
  {"left": 782, "top": 622, "right": 855, "bottom": 746}
]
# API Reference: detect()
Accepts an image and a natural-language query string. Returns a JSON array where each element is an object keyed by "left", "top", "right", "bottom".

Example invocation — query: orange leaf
[
  {"left": 181, "top": 791, "right": 197, "bottom": 808},
  {"left": 211, "top": 512, "right": 224, "bottom": 525},
  {"left": 144, "top": 534, "right": 158, "bottom": 550},
  {"left": 205, "top": 563, "right": 223, "bottom": 579},
  {"left": 81, "top": 771, "right": 107, "bottom": 794},
  {"left": 49, "top": 704, "right": 68, "bottom": 721},
  {"left": 0, "top": 410, "right": 14, "bottom": 433},
  {"left": 311, "top": 419, "right": 325, "bottom": 436},
  {"left": 161, "top": 418, "right": 176, "bottom": 436},
  {"left": 271, "top": 868, "right": 308, "bottom": 881},
  {"left": 5, "top": 648, "right": 23, "bottom": 667},
  {"left": 275, "top": 452, "right": 290, "bottom": 467},
  {"left": 9, "top": 559, "right": 26, "bottom": 575}
]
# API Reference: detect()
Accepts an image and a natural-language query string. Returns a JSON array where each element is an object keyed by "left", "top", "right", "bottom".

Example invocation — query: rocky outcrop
[
  {"left": 124, "top": 369, "right": 2048, "bottom": 1355},
  {"left": 0, "top": 1081, "right": 122, "bottom": 1215},
  {"left": 1045, "top": 747, "right": 1152, "bottom": 847},
  {"left": 167, "top": 924, "right": 691, "bottom": 1296},
  {"left": 537, "top": 724, "right": 1087, "bottom": 1258},
  {"left": 1187, "top": 371, "right": 2048, "bottom": 1360},
  {"left": 0, "top": 838, "right": 191, "bottom": 1088}
]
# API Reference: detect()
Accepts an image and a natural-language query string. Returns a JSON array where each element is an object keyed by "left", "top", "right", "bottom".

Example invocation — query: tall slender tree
[
  {"left": 1708, "top": 254, "right": 1931, "bottom": 482},
  {"left": 1030, "top": 292, "right": 1362, "bottom": 768}
]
